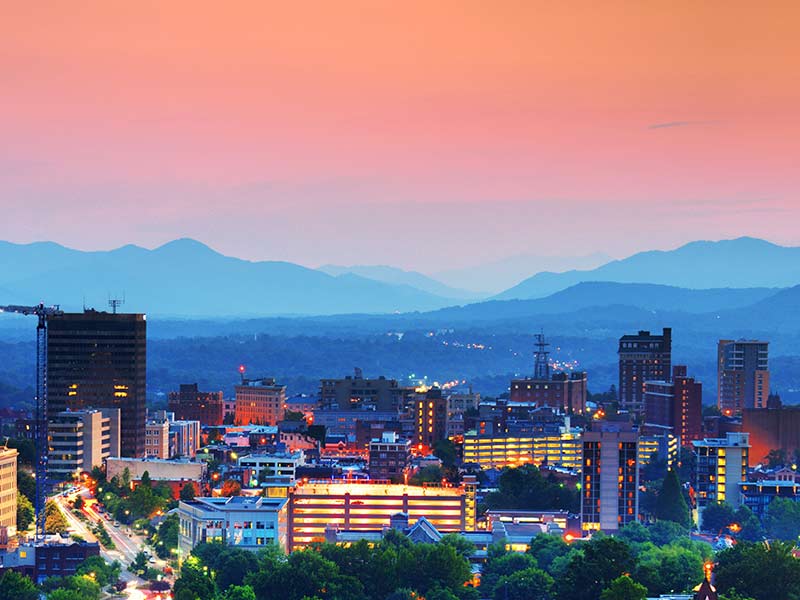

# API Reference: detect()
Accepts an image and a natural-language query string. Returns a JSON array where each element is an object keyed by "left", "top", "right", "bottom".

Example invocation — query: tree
[
  {"left": 634, "top": 543, "right": 704, "bottom": 596},
  {"left": 715, "top": 541, "right": 800, "bottom": 600},
  {"left": 215, "top": 548, "right": 261, "bottom": 591},
  {"left": 648, "top": 520, "right": 690, "bottom": 546},
  {"left": 433, "top": 439, "right": 458, "bottom": 468},
  {"left": 76, "top": 555, "right": 121, "bottom": 587},
  {"left": 17, "top": 469, "right": 35, "bottom": 502},
  {"left": 699, "top": 501, "right": 736, "bottom": 533},
  {"left": 440, "top": 534, "right": 475, "bottom": 559},
  {"left": 73, "top": 496, "right": 84, "bottom": 510},
  {"left": 494, "top": 567, "right": 554, "bottom": 600},
  {"left": 223, "top": 585, "right": 257, "bottom": 600},
  {"left": 173, "top": 561, "right": 216, "bottom": 600},
  {"left": 733, "top": 505, "right": 764, "bottom": 542},
  {"left": 130, "top": 551, "right": 148, "bottom": 576},
  {"left": 17, "top": 491, "right": 34, "bottom": 531},
  {"left": 555, "top": 537, "right": 636, "bottom": 600},
  {"left": 483, "top": 464, "right": 578, "bottom": 513},
  {"left": 156, "top": 513, "right": 180, "bottom": 558},
  {"left": 180, "top": 482, "right": 198, "bottom": 502},
  {"left": 764, "top": 497, "right": 800, "bottom": 541},
  {"left": 527, "top": 534, "right": 570, "bottom": 573},
  {"left": 600, "top": 576, "right": 647, "bottom": 600},
  {"left": 766, "top": 449, "right": 787, "bottom": 469},
  {"left": 480, "top": 552, "right": 538, "bottom": 594},
  {"left": 655, "top": 470, "right": 691, "bottom": 528},
  {"left": 0, "top": 570, "right": 39, "bottom": 600},
  {"left": 220, "top": 480, "right": 242, "bottom": 496},
  {"left": 44, "top": 500, "right": 68, "bottom": 534}
]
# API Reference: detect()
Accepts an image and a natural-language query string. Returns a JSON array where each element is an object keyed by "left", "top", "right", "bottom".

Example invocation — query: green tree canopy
[
  {"left": 180, "top": 482, "right": 198, "bottom": 502},
  {"left": 599, "top": 575, "right": 647, "bottom": 600},
  {"left": 764, "top": 497, "right": 800, "bottom": 541},
  {"left": 700, "top": 501, "right": 737, "bottom": 533},
  {"left": 493, "top": 567, "right": 553, "bottom": 600},
  {"left": 17, "top": 491, "right": 34, "bottom": 531},
  {"left": 0, "top": 570, "right": 39, "bottom": 600},
  {"left": 654, "top": 469, "right": 691, "bottom": 528},
  {"left": 715, "top": 540, "right": 800, "bottom": 600},
  {"left": 44, "top": 500, "right": 68, "bottom": 534}
]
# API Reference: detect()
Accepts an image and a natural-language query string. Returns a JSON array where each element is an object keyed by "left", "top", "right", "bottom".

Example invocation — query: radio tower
[{"left": 533, "top": 331, "right": 550, "bottom": 380}]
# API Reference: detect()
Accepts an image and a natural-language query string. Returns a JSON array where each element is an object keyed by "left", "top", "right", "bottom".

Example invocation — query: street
[{"left": 53, "top": 487, "right": 172, "bottom": 598}]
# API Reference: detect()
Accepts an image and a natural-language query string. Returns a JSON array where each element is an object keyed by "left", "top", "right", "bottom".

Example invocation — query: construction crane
[{"left": 0, "top": 303, "right": 63, "bottom": 538}]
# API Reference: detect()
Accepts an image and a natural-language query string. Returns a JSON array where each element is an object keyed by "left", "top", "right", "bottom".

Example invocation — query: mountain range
[{"left": 0, "top": 236, "right": 799, "bottom": 318}]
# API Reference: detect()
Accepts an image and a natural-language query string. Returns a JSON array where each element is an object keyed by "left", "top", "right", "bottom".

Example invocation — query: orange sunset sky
[{"left": 1, "top": 1, "right": 798, "bottom": 270}]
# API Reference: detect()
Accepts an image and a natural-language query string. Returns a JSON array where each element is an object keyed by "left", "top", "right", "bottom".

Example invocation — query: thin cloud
[{"left": 648, "top": 120, "right": 721, "bottom": 130}]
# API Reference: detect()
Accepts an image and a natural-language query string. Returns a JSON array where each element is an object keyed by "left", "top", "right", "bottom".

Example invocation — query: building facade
[
  {"left": 644, "top": 365, "right": 702, "bottom": 446},
  {"left": 742, "top": 406, "right": 800, "bottom": 465},
  {"left": 237, "top": 451, "right": 305, "bottom": 483},
  {"left": 618, "top": 328, "right": 672, "bottom": 415},
  {"left": 168, "top": 384, "right": 225, "bottom": 427},
  {"left": 178, "top": 496, "right": 288, "bottom": 555},
  {"left": 581, "top": 426, "right": 640, "bottom": 533},
  {"left": 0, "top": 448, "right": 18, "bottom": 533},
  {"left": 718, "top": 340, "right": 769, "bottom": 416},
  {"left": 510, "top": 372, "right": 588, "bottom": 414},
  {"left": 170, "top": 420, "right": 201, "bottom": 458},
  {"left": 47, "top": 310, "right": 147, "bottom": 457},
  {"left": 693, "top": 432, "right": 750, "bottom": 525},
  {"left": 368, "top": 432, "right": 411, "bottom": 482},
  {"left": 319, "top": 372, "right": 410, "bottom": 412},
  {"left": 235, "top": 379, "right": 286, "bottom": 426},
  {"left": 48, "top": 409, "right": 120, "bottom": 480},
  {"left": 288, "top": 480, "right": 475, "bottom": 550},
  {"left": 145, "top": 418, "right": 170, "bottom": 459}
]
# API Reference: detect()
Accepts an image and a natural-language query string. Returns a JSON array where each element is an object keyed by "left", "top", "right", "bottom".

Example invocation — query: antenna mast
[{"left": 533, "top": 331, "right": 551, "bottom": 380}]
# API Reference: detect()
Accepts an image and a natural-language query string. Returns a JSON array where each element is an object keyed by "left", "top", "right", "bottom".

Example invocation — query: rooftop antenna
[
  {"left": 239, "top": 364, "right": 246, "bottom": 384},
  {"left": 108, "top": 293, "right": 125, "bottom": 314},
  {"left": 533, "top": 330, "right": 551, "bottom": 380}
]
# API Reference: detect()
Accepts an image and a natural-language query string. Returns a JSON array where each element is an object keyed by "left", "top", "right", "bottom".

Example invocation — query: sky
[{"left": 1, "top": 1, "right": 799, "bottom": 272}]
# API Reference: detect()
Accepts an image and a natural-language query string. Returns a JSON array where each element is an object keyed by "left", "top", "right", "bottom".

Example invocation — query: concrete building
[
  {"left": 0, "top": 448, "right": 18, "bottom": 534},
  {"left": 463, "top": 428, "right": 582, "bottom": 471},
  {"left": 288, "top": 479, "right": 476, "bottom": 550},
  {"left": 178, "top": 496, "right": 288, "bottom": 555},
  {"left": 48, "top": 409, "right": 120, "bottom": 480},
  {"left": 0, "top": 538, "right": 100, "bottom": 583},
  {"left": 415, "top": 388, "right": 448, "bottom": 448},
  {"left": 168, "top": 384, "right": 225, "bottom": 426},
  {"left": 106, "top": 456, "right": 206, "bottom": 484},
  {"left": 368, "top": 431, "right": 411, "bottom": 482},
  {"left": 739, "top": 480, "right": 800, "bottom": 519},
  {"left": 718, "top": 340, "right": 769, "bottom": 416},
  {"left": 145, "top": 418, "right": 170, "bottom": 459},
  {"left": 693, "top": 432, "right": 750, "bottom": 524},
  {"left": 510, "top": 371, "right": 588, "bottom": 415},
  {"left": 644, "top": 366, "right": 703, "bottom": 446},
  {"left": 618, "top": 328, "right": 672, "bottom": 415},
  {"left": 47, "top": 310, "right": 146, "bottom": 457},
  {"left": 319, "top": 371, "right": 411, "bottom": 412},
  {"left": 235, "top": 378, "right": 286, "bottom": 426},
  {"left": 581, "top": 424, "right": 640, "bottom": 533},
  {"left": 237, "top": 451, "right": 305, "bottom": 483},
  {"left": 170, "top": 420, "right": 201, "bottom": 458}
]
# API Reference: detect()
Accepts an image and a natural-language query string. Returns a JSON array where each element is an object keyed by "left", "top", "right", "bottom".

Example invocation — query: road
[{"left": 52, "top": 487, "right": 172, "bottom": 598}]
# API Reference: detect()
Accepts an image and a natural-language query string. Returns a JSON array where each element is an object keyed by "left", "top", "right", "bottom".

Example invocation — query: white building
[
  {"left": 178, "top": 496, "right": 288, "bottom": 555},
  {"left": 49, "top": 409, "right": 120, "bottom": 480},
  {"left": 237, "top": 451, "right": 305, "bottom": 483}
]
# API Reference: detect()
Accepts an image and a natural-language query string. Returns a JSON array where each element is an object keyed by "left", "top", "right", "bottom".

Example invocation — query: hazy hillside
[
  {"left": 0, "top": 239, "right": 460, "bottom": 316},
  {"left": 496, "top": 238, "right": 800, "bottom": 300},
  {"left": 318, "top": 264, "right": 480, "bottom": 300}
]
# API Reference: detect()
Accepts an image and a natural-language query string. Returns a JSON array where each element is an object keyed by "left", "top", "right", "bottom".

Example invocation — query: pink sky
[{"left": 1, "top": 1, "right": 798, "bottom": 271}]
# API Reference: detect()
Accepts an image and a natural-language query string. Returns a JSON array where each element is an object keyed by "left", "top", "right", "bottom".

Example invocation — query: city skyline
[{"left": 2, "top": 2, "right": 799, "bottom": 271}]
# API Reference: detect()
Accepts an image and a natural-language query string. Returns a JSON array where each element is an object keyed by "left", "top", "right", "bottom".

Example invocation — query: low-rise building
[
  {"left": 368, "top": 432, "right": 411, "bottom": 482},
  {"left": 739, "top": 480, "right": 800, "bottom": 519},
  {"left": 235, "top": 378, "right": 286, "bottom": 426},
  {"left": 145, "top": 418, "right": 170, "bottom": 459},
  {"left": 237, "top": 451, "right": 305, "bottom": 483},
  {"left": 178, "top": 496, "right": 289, "bottom": 555}
]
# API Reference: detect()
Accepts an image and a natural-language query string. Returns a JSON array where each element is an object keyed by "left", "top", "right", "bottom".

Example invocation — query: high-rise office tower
[
  {"left": 47, "top": 310, "right": 147, "bottom": 457},
  {"left": 717, "top": 340, "right": 769, "bottom": 416},
  {"left": 581, "top": 424, "right": 639, "bottom": 533},
  {"left": 644, "top": 365, "right": 702, "bottom": 446},
  {"left": 618, "top": 328, "right": 672, "bottom": 415}
]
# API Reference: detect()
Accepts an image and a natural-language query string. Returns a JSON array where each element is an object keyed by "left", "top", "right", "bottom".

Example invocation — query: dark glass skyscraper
[{"left": 47, "top": 310, "right": 146, "bottom": 457}]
